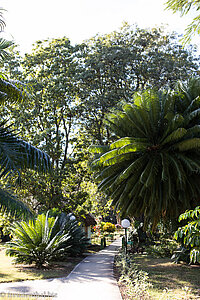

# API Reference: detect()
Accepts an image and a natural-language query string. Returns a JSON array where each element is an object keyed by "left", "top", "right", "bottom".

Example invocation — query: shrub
[
  {"left": 103, "top": 222, "right": 116, "bottom": 233},
  {"left": 172, "top": 206, "right": 200, "bottom": 264},
  {"left": 6, "top": 212, "right": 89, "bottom": 268},
  {"left": 115, "top": 252, "right": 151, "bottom": 299},
  {"left": 146, "top": 237, "right": 178, "bottom": 258}
]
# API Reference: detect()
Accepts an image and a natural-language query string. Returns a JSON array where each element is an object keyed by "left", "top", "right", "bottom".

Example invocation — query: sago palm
[
  {"left": 91, "top": 78, "right": 200, "bottom": 227},
  {"left": 6, "top": 212, "right": 89, "bottom": 267},
  {"left": 6, "top": 212, "right": 71, "bottom": 268}
]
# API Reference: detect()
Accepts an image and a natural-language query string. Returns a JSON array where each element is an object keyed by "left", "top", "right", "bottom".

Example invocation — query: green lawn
[
  {"left": 133, "top": 254, "right": 200, "bottom": 299},
  {"left": 0, "top": 247, "right": 83, "bottom": 283}
]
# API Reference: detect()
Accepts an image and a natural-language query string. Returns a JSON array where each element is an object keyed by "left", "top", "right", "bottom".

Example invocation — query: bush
[
  {"left": 6, "top": 212, "right": 89, "bottom": 268},
  {"left": 103, "top": 222, "right": 116, "bottom": 233},
  {"left": 146, "top": 237, "right": 178, "bottom": 258},
  {"left": 172, "top": 206, "right": 200, "bottom": 264}
]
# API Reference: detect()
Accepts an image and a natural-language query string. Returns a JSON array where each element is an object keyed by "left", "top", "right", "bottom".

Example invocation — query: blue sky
[{"left": 1, "top": 0, "right": 198, "bottom": 53}]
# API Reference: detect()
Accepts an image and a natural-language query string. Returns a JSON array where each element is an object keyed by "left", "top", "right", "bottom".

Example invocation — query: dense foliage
[
  {"left": 173, "top": 206, "right": 200, "bottom": 264},
  {"left": 77, "top": 24, "right": 198, "bottom": 144},
  {"left": 6, "top": 212, "right": 89, "bottom": 268},
  {"left": 91, "top": 78, "right": 200, "bottom": 226},
  {"left": 2, "top": 24, "right": 198, "bottom": 217},
  {"left": 103, "top": 222, "right": 116, "bottom": 233},
  {"left": 0, "top": 9, "right": 50, "bottom": 216}
]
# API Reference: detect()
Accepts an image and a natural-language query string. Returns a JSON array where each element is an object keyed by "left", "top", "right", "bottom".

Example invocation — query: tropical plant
[
  {"left": 0, "top": 8, "right": 50, "bottom": 216},
  {"left": 103, "top": 222, "right": 116, "bottom": 233},
  {"left": 6, "top": 212, "right": 71, "bottom": 268},
  {"left": 90, "top": 78, "right": 200, "bottom": 227},
  {"left": 6, "top": 212, "right": 89, "bottom": 267},
  {"left": 0, "top": 7, "right": 13, "bottom": 61},
  {"left": 0, "top": 104, "right": 50, "bottom": 216},
  {"left": 115, "top": 252, "right": 151, "bottom": 299},
  {"left": 55, "top": 212, "right": 89, "bottom": 256},
  {"left": 173, "top": 206, "right": 200, "bottom": 264}
]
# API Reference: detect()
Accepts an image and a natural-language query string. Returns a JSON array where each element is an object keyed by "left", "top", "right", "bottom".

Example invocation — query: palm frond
[
  {"left": 0, "top": 187, "right": 32, "bottom": 217},
  {"left": 0, "top": 38, "right": 14, "bottom": 61},
  {"left": 0, "top": 77, "right": 24, "bottom": 104},
  {"left": 89, "top": 144, "right": 109, "bottom": 154},
  {"left": 174, "top": 138, "right": 200, "bottom": 151},
  {"left": 0, "top": 8, "right": 6, "bottom": 32},
  {"left": 0, "top": 121, "right": 51, "bottom": 183},
  {"left": 91, "top": 78, "right": 200, "bottom": 226}
]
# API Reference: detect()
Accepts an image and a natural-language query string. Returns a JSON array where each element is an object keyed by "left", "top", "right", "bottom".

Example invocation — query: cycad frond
[
  {"left": 91, "top": 79, "right": 200, "bottom": 226},
  {"left": 0, "top": 188, "right": 32, "bottom": 217},
  {"left": 0, "top": 77, "right": 24, "bottom": 104},
  {"left": 0, "top": 8, "right": 6, "bottom": 32},
  {"left": 0, "top": 38, "right": 13, "bottom": 61},
  {"left": 0, "top": 122, "right": 50, "bottom": 183}
]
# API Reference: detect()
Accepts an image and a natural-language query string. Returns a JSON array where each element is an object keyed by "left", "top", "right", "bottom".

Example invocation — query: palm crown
[{"left": 91, "top": 78, "right": 200, "bottom": 227}]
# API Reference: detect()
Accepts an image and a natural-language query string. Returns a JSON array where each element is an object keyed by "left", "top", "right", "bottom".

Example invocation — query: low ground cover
[{"left": 115, "top": 252, "right": 200, "bottom": 300}]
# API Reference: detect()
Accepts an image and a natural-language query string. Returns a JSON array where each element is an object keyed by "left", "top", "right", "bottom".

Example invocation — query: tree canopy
[
  {"left": 2, "top": 23, "right": 200, "bottom": 219},
  {"left": 76, "top": 23, "right": 199, "bottom": 144},
  {"left": 0, "top": 9, "right": 50, "bottom": 216}
]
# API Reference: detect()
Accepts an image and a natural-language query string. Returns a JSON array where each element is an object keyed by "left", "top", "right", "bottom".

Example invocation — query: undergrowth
[{"left": 115, "top": 251, "right": 151, "bottom": 299}]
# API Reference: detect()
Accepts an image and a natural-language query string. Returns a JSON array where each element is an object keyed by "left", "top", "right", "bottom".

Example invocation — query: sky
[{"left": 1, "top": 0, "right": 198, "bottom": 54}]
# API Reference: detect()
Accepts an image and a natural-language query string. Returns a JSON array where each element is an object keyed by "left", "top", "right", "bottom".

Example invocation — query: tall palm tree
[
  {"left": 0, "top": 8, "right": 50, "bottom": 216},
  {"left": 91, "top": 78, "right": 200, "bottom": 227}
]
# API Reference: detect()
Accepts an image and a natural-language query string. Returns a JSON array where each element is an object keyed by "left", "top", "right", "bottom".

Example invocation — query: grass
[
  {"left": 0, "top": 247, "right": 83, "bottom": 283},
  {"left": 132, "top": 254, "right": 200, "bottom": 299}
]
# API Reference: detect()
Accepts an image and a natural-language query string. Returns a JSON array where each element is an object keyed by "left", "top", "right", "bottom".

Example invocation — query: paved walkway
[{"left": 0, "top": 239, "right": 122, "bottom": 300}]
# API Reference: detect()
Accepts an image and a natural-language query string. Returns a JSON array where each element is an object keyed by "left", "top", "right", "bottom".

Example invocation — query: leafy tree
[
  {"left": 77, "top": 23, "right": 199, "bottom": 144},
  {"left": 173, "top": 206, "right": 200, "bottom": 264},
  {"left": 0, "top": 8, "right": 50, "bottom": 216},
  {"left": 3, "top": 38, "right": 93, "bottom": 213},
  {"left": 165, "top": 0, "right": 200, "bottom": 43},
  {"left": 90, "top": 78, "right": 200, "bottom": 227},
  {"left": 3, "top": 24, "right": 199, "bottom": 216}
]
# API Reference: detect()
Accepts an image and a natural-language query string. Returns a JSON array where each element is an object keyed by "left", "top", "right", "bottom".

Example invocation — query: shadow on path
[{"left": 0, "top": 239, "right": 122, "bottom": 300}]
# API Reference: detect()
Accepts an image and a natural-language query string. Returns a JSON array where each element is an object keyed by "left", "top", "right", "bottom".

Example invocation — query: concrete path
[{"left": 0, "top": 239, "right": 122, "bottom": 300}]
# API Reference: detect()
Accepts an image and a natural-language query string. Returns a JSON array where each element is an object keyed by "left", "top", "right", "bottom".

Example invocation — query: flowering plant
[
  {"left": 103, "top": 222, "right": 116, "bottom": 233},
  {"left": 115, "top": 224, "right": 123, "bottom": 229},
  {"left": 93, "top": 222, "right": 105, "bottom": 236}
]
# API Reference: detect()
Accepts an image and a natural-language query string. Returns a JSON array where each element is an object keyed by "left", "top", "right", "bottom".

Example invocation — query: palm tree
[
  {"left": 0, "top": 8, "right": 50, "bottom": 216},
  {"left": 0, "top": 7, "right": 13, "bottom": 61},
  {"left": 91, "top": 78, "right": 200, "bottom": 227}
]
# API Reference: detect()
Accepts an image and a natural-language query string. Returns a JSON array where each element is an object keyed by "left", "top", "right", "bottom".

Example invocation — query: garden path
[{"left": 0, "top": 239, "right": 122, "bottom": 300}]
